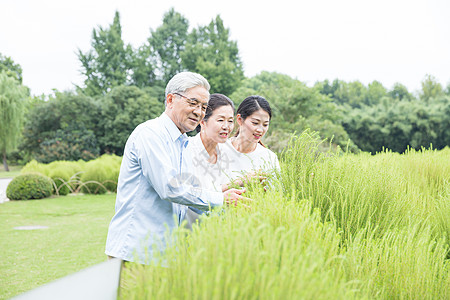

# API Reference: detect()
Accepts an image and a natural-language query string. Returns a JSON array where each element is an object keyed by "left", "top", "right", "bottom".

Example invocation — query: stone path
[{"left": 0, "top": 178, "right": 12, "bottom": 203}]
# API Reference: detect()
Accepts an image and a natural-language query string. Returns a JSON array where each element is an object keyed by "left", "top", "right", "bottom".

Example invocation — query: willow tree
[{"left": 0, "top": 72, "right": 28, "bottom": 171}]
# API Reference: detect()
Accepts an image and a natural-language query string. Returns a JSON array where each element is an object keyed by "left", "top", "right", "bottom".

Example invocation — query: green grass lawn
[
  {"left": 0, "top": 193, "right": 116, "bottom": 299},
  {"left": 0, "top": 165, "right": 22, "bottom": 178}
]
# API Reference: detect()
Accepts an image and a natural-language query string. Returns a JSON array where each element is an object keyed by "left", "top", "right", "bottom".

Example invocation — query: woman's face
[
  {"left": 200, "top": 105, "right": 235, "bottom": 144},
  {"left": 237, "top": 109, "right": 270, "bottom": 144}
]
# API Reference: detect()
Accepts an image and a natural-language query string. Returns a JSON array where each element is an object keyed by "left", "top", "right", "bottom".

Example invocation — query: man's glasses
[{"left": 173, "top": 92, "right": 208, "bottom": 112}]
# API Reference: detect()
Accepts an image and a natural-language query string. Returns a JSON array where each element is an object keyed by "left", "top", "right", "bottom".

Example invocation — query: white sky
[{"left": 1, "top": 0, "right": 450, "bottom": 96}]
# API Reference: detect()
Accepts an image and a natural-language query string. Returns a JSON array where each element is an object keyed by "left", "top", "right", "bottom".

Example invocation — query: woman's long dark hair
[
  {"left": 196, "top": 93, "right": 235, "bottom": 133},
  {"left": 234, "top": 95, "right": 272, "bottom": 147}
]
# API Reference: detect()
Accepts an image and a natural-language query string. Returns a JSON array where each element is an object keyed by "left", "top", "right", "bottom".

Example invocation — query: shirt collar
[{"left": 160, "top": 112, "right": 189, "bottom": 144}]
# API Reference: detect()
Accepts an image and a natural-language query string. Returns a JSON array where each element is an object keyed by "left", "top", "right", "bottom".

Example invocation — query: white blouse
[
  {"left": 186, "top": 134, "right": 229, "bottom": 192},
  {"left": 220, "top": 139, "right": 280, "bottom": 182}
]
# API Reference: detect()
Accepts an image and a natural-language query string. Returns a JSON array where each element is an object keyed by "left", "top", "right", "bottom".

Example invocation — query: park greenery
[
  {"left": 0, "top": 9, "right": 449, "bottom": 167},
  {"left": 17, "top": 154, "right": 121, "bottom": 198},
  {"left": 1, "top": 7, "right": 449, "bottom": 300}
]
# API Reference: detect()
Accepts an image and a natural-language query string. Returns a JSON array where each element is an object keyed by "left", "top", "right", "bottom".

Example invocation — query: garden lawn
[
  {"left": 0, "top": 165, "right": 22, "bottom": 179},
  {"left": 0, "top": 193, "right": 116, "bottom": 299}
]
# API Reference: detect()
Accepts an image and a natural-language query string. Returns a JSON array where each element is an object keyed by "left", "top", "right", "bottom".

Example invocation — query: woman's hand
[{"left": 221, "top": 172, "right": 267, "bottom": 192}]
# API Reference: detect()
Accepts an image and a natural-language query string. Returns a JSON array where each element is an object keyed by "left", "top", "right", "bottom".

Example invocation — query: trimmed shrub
[{"left": 6, "top": 173, "right": 53, "bottom": 200}]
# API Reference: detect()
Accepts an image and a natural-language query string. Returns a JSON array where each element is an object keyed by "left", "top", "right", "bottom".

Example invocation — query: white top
[
  {"left": 186, "top": 134, "right": 229, "bottom": 192},
  {"left": 221, "top": 139, "right": 280, "bottom": 182}
]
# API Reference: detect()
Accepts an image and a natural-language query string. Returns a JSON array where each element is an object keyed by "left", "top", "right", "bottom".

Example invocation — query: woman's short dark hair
[
  {"left": 196, "top": 93, "right": 235, "bottom": 133},
  {"left": 236, "top": 95, "right": 272, "bottom": 121}
]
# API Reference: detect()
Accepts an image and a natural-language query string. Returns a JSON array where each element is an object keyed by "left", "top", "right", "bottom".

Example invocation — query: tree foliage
[
  {"left": 419, "top": 74, "right": 444, "bottom": 102},
  {"left": 148, "top": 8, "right": 189, "bottom": 83},
  {"left": 0, "top": 72, "right": 28, "bottom": 170},
  {"left": 315, "top": 79, "right": 389, "bottom": 108},
  {"left": 77, "top": 10, "right": 244, "bottom": 98},
  {"left": 343, "top": 96, "right": 450, "bottom": 153},
  {"left": 98, "top": 85, "right": 164, "bottom": 155},
  {"left": 78, "top": 11, "right": 132, "bottom": 96},
  {"left": 0, "top": 53, "right": 23, "bottom": 84},
  {"left": 21, "top": 91, "right": 100, "bottom": 162},
  {"left": 182, "top": 15, "right": 244, "bottom": 95},
  {"left": 9, "top": 9, "right": 449, "bottom": 163}
]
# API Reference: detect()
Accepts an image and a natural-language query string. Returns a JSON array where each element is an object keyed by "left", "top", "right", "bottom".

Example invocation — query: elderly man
[{"left": 105, "top": 72, "right": 246, "bottom": 263}]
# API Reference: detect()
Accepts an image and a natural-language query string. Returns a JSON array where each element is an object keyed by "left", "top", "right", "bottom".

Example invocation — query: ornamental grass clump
[
  {"left": 80, "top": 154, "right": 121, "bottom": 194},
  {"left": 47, "top": 161, "right": 84, "bottom": 195},
  {"left": 6, "top": 173, "right": 53, "bottom": 200},
  {"left": 21, "top": 160, "right": 48, "bottom": 175}
]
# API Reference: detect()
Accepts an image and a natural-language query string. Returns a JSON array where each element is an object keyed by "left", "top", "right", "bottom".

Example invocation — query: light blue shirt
[{"left": 105, "top": 113, "right": 223, "bottom": 263}]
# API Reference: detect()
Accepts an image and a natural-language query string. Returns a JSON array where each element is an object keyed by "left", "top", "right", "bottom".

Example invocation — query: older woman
[{"left": 184, "top": 93, "right": 237, "bottom": 227}]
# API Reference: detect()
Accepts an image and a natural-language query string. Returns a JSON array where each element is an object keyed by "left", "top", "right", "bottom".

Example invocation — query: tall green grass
[{"left": 120, "top": 132, "right": 449, "bottom": 299}]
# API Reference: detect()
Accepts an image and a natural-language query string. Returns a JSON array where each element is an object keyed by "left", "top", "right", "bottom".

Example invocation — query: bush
[{"left": 6, "top": 173, "right": 53, "bottom": 200}]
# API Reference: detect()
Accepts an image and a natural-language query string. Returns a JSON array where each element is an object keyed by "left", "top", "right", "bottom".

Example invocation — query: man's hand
[{"left": 223, "top": 188, "right": 253, "bottom": 207}]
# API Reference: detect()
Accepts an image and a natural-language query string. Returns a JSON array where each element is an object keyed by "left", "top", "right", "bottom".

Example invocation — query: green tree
[
  {"left": 388, "top": 83, "right": 413, "bottom": 101},
  {"left": 0, "top": 53, "right": 23, "bottom": 84},
  {"left": 0, "top": 72, "right": 28, "bottom": 170},
  {"left": 343, "top": 96, "right": 450, "bottom": 153},
  {"left": 78, "top": 11, "right": 132, "bottom": 96},
  {"left": 182, "top": 15, "right": 244, "bottom": 95},
  {"left": 98, "top": 85, "right": 164, "bottom": 155},
  {"left": 419, "top": 74, "right": 443, "bottom": 101},
  {"left": 148, "top": 8, "right": 189, "bottom": 83},
  {"left": 21, "top": 91, "right": 101, "bottom": 162},
  {"left": 316, "top": 79, "right": 368, "bottom": 108},
  {"left": 129, "top": 44, "right": 158, "bottom": 89},
  {"left": 365, "top": 80, "right": 387, "bottom": 106}
]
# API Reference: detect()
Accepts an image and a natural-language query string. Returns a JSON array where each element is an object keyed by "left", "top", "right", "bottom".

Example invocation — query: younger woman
[{"left": 221, "top": 95, "right": 280, "bottom": 183}]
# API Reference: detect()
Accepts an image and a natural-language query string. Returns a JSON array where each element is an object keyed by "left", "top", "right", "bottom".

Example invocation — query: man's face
[{"left": 166, "top": 86, "right": 209, "bottom": 133}]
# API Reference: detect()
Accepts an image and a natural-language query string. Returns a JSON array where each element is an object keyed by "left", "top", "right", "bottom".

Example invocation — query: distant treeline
[{"left": 1, "top": 9, "right": 449, "bottom": 165}]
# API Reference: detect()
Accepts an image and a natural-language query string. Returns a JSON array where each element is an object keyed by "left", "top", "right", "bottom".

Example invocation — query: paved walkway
[{"left": 0, "top": 178, "right": 12, "bottom": 203}]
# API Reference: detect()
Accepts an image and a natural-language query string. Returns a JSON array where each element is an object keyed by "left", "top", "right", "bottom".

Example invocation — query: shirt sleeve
[{"left": 133, "top": 127, "right": 223, "bottom": 212}]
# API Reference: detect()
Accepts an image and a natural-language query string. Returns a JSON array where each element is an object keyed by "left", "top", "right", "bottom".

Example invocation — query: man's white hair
[{"left": 164, "top": 72, "right": 210, "bottom": 106}]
